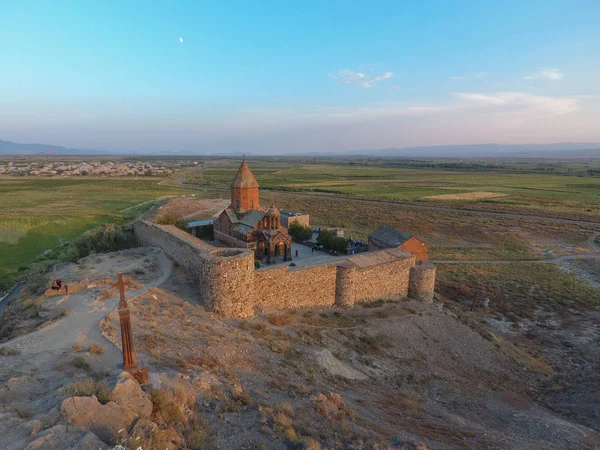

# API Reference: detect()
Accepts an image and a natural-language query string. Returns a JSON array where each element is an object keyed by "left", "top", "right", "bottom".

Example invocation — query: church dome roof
[
  {"left": 231, "top": 160, "right": 259, "bottom": 188},
  {"left": 266, "top": 201, "right": 280, "bottom": 217}
]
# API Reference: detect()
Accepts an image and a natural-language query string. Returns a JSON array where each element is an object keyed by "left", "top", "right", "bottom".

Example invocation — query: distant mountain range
[
  {"left": 350, "top": 143, "right": 600, "bottom": 158},
  {"left": 1, "top": 139, "right": 599, "bottom": 159},
  {"left": 0, "top": 139, "right": 106, "bottom": 156}
]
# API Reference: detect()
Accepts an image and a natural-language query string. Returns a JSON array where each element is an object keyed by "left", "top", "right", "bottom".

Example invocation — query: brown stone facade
[
  {"left": 134, "top": 220, "right": 436, "bottom": 317},
  {"left": 409, "top": 261, "right": 436, "bottom": 303},
  {"left": 368, "top": 235, "right": 428, "bottom": 261},
  {"left": 280, "top": 212, "right": 310, "bottom": 229}
]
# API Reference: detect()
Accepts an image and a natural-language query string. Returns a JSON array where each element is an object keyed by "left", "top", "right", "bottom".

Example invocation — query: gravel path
[{"left": 2, "top": 249, "right": 173, "bottom": 372}]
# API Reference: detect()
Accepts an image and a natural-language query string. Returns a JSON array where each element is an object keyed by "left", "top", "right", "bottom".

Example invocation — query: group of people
[
  {"left": 50, "top": 279, "right": 67, "bottom": 293},
  {"left": 347, "top": 237, "right": 366, "bottom": 248}
]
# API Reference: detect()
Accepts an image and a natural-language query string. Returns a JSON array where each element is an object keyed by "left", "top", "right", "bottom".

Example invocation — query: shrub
[
  {"left": 72, "top": 355, "right": 92, "bottom": 372},
  {"left": 288, "top": 222, "right": 313, "bottom": 241},
  {"left": 155, "top": 213, "right": 187, "bottom": 230},
  {"left": 152, "top": 388, "right": 186, "bottom": 424},
  {"left": 0, "top": 347, "right": 21, "bottom": 356},
  {"left": 88, "top": 344, "right": 104, "bottom": 355},
  {"left": 60, "top": 378, "right": 110, "bottom": 404},
  {"left": 185, "top": 416, "right": 212, "bottom": 449},
  {"left": 66, "top": 223, "right": 133, "bottom": 261}
]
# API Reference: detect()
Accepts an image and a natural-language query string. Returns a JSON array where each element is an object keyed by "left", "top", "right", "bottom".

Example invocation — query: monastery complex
[{"left": 134, "top": 161, "right": 436, "bottom": 317}]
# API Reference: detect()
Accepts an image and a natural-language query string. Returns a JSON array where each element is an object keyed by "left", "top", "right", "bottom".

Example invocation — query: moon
[{"left": 179, "top": 37, "right": 183, "bottom": 43}]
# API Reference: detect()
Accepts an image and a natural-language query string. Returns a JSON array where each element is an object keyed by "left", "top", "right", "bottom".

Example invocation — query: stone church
[{"left": 213, "top": 161, "right": 303, "bottom": 263}]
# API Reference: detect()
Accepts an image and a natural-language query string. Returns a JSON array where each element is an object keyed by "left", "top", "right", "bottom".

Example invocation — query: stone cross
[
  {"left": 112, "top": 274, "right": 132, "bottom": 311},
  {"left": 112, "top": 274, "right": 138, "bottom": 371}
]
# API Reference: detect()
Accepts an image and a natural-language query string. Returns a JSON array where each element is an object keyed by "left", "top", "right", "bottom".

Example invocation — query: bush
[
  {"left": 155, "top": 213, "right": 187, "bottom": 230},
  {"left": 288, "top": 222, "right": 313, "bottom": 241},
  {"left": 88, "top": 344, "right": 104, "bottom": 355},
  {"left": 72, "top": 355, "right": 92, "bottom": 372},
  {"left": 316, "top": 229, "right": 348, "bottom": 253},
  {"left": 151, "top": 388, "right": 186, "bottom": 424},
  {"left": 60, "top": 378, "right": 110, "bottom": 404},
  {"left": 66, "top": 223, "right": 133, "bottom": 262},
  {"left": 0, "top": 347, "right": 21, "bottom": 356}
]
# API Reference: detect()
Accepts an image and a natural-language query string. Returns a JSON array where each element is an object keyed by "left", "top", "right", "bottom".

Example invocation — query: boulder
[
  {"left": 108, "top": 371, "right": 153, "bottom": 418},
  {"left": 60, "top": 396, "right": 136, "bottom": 444},
  {"left": 25, "top": 423, "right": 106, "bottom": 450}
]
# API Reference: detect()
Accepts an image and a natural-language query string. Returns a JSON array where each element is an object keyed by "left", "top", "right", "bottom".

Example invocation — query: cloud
[
  {"left": 523, "top": 68, "right": 564, "bottom": 80},
  {"left": 453, "top": 91, "right": 577, "bottom": 117},
  {"left": 330, "top": 69, "right": 394, "bottom": 88},
  {"left": 451, "top": 72, "right": 488, "bottom": 80}
]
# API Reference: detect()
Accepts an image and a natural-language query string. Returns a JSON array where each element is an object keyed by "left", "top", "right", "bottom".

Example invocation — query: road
[{"left": 433, "top": 253, "right": 600, "bottom": 265}]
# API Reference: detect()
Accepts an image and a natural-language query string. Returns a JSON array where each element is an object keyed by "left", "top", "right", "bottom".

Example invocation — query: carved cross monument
[{"left": 112, "top": 274, "right": 148, "bottom": 383}]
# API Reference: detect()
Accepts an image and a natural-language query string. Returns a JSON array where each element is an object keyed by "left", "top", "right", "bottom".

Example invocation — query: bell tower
[{"left": 231, "top": 160, "right": 259, "bottom": 212}]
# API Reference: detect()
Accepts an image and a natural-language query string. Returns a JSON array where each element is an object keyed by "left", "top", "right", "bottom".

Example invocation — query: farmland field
[
  {"left": 189, "top": 159, "right": 600, "bottom": 221},
  {"left": 0, "top": 178, "right": 187, "bottom": 289}
]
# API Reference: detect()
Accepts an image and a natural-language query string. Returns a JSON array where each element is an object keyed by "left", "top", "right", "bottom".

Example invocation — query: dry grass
[
  {"left": 151, "top": 387, "right": 195, "bottom": 425},
  {"left": 423, "top": 191, "right": 507, "bottom": 201},
  {"left": 267, "top": 313, "right": 296, "bottom": 326},
  {"left": 72, "top": 355, "right": 92, "bottom": 372},
  {"left": 0, "top": 346, "right": 21, "bottom": 356},
  {"left": 88, "top": 343, "right": 104, "bottom": 355},
  {"left": 60, "top": 377, "right": 110, "bottom": 404}
]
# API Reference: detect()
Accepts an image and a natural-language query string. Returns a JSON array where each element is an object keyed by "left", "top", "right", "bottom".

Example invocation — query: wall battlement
[{"left": 134, "top": 220, "right": 435, "bottom": 317}]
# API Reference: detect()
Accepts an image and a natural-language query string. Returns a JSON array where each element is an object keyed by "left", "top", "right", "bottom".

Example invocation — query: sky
[{"left": 1, "top": 0, "right": 600, "bottom": 153}]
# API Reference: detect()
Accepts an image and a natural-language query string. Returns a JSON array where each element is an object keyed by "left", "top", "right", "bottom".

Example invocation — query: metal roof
[
  {"left": 369, "top": 225, "right": 414, "bottom": 247},
  {"left": 186, "top": 219, "right": 214, "bottom": 228},
  {"left": 238, "top": 209, "right": 265, "bottom": 227}
]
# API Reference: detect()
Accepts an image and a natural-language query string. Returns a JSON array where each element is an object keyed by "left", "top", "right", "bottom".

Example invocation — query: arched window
[
  {"left": 236, "top": 199, "right": 240, "bottom": 209},
  {"left": 250, "top": 200, "right": 254, "bottom": 209}
]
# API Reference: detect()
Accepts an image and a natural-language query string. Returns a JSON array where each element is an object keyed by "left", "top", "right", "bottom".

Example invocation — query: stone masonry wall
[
  {"left": 134, "top": 220, "right": 434, "bottom": 318},
  {"left": 134, "top": 220, "right": 255, "bottom": 317},
  {"left": 409, "top": 261, "right": 436, "bottom": 303},
  {"left": 254, "top": 264, "right": 337, "bottom": 310},
  {"left": 336, "top": 251, "right": 415, "bottom": 307},
  {"left": 281, "top": 214, "right": 310, "bottom": 229}
]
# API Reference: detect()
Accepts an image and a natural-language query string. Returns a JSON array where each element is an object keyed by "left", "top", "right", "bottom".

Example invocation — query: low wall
[
  {"left": 335, "top": 248, "right": 415, "bottom": 306},
  {"left": 254, "top": 264, "right": 337, "bottom": 310}
]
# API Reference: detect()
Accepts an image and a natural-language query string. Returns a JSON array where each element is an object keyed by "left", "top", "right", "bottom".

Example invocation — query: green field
[
  {"left": 191, "top": 160, "right": 600, "bottom": 221},
  {"left": 0, "top": 178, "right": 186, "bottom": 289}
]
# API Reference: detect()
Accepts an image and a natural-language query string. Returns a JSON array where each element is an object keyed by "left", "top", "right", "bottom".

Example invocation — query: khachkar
[{"left": 112, "top": 274, "right": 148, "bottom": 384}]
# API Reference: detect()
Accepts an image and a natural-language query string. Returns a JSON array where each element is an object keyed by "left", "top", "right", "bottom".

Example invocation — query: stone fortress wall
[{"left": 134, "top": 220, "right": 435, "bottom": 318}]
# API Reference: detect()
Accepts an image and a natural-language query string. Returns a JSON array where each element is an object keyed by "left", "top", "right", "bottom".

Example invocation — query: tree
[
  {"left": 288, "top": 222, "right": 313, "bottom": 241},
  {"left": 316, "top": 229, "right": 348, "bottom": 253}
]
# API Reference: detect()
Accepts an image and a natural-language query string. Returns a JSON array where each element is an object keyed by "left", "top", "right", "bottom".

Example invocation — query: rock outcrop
[
  {"left": 108, "top": 371, "right": 153, "bottom": 418},
  {"left": 60, "top": 396, "right": 136, "bottom": 443}
]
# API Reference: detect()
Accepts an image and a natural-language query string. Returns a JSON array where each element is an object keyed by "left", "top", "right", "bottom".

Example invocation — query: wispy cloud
[
  {"left": 330, "top": 69, "right": 394, "bottom": 88},
  {"left": 453, "top": 91, "right": 577, "bottom": 120},
  {"left": 236, "top": 92, "right": 578, "bottom": 130},
  {"left": 451, "top": 72, "right": 488, "bottom": 80},
  {"left": 523, "top": 68, "right": 564, "bottom": 80}
]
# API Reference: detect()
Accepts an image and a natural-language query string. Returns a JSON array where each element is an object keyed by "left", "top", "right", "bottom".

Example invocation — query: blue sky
[{"left": 1, "top": 0, "right": 599, "bottom": 153}]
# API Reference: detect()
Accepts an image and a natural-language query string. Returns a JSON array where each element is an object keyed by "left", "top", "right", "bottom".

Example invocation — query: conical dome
[
  {"left": 231, "top": 160, "right": 259, "bottom": 188},
  {"left": 266, "top": 201, "right": 280, "bottom": 217}
]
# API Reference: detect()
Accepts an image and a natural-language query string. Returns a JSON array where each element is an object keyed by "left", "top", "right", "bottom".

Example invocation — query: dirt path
[
  {"left": 589, "top": 233, "right": 600, "bottom": 251},
  {"left": 2, "top": 249, "right": 173, "bottom": 373}
]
